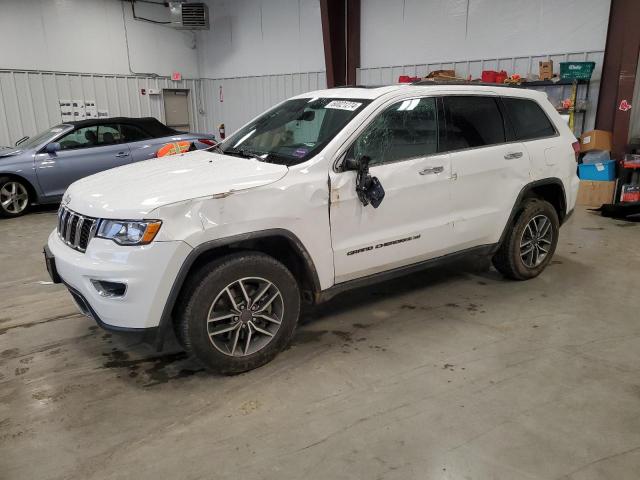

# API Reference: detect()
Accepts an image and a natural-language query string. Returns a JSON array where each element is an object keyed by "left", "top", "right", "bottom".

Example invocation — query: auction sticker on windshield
[{"left": 325, "top": 100, "right": 362, "bottom": 111}]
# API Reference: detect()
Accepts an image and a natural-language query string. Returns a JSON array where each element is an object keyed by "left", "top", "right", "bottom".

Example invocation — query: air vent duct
[{"left": 169, "top": 2, "right": 209, "bottom": 30}]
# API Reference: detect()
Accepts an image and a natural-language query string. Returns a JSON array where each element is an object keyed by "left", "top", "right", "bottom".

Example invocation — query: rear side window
[
  {"left": 120, "top": 124, "right": 152, "bottom": 142},
  {"left": 502, "top": 97, "right": 556, "bottom": 141},
  {"left": 440, "top": 96, "right": 505, "bottom": 151}
]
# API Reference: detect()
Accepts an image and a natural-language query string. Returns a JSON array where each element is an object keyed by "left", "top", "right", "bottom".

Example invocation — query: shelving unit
[{"left": 519, "top": 79, "right": 591, "bottom": 135}]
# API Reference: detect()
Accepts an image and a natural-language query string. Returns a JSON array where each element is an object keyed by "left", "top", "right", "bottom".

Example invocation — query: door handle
[
  {"left": 115, "top": 152, "right": 129, "bottom": 158},
  {"left": 504, "top": 151, "right": 523, "bottom": 160},
  {"left": 419, "top": 166, "right": 444, "bottom": 175}
]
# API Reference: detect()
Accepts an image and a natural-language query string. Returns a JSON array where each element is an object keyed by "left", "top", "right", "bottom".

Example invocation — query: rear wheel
[
  {"left": 175, "top": 252, "right": 300, "bottom": 374},
  {"left": 492, "top": 198, "right": 559, "bottom": 280},
  {"left": 0, "top": 177, "right": 30, "bottom": 218}
]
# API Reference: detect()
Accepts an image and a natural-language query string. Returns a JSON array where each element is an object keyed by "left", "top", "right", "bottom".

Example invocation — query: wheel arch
[
  {"left": 497, "top": 178, "right": 567, "bottom": 250},
  {"left": 0, "top": 172, "right": 40, "bottom": 203},
  {"left": 155, "top": 229, "right": 322, "bottom": 350}
]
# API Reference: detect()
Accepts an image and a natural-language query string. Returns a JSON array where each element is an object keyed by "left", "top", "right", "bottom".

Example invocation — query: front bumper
[{"left": 46, "top": 230, "right": 192, "bottom": 330}]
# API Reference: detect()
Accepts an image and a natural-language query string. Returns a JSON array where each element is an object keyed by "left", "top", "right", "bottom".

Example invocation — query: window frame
[
  {"left": 340, "top": 95, "right": 441, "bottom": 170},
  {"left": 499, "top": 96, "right": 559, "bottom": 143}
]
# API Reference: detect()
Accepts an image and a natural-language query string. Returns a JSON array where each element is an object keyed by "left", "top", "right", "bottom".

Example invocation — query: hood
[
  {"left": 65, "top": 150, "right": 288, "bottom": 218},
  {"left": 0, "top": 147, "right": 22, "bottom": 158}
]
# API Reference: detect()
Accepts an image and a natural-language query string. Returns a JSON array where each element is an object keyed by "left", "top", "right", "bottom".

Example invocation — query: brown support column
[
  {"left": 595, "top": 0, "right": 640, "bottom": 161},
  {"left": 346, "top": 0, "right": 361, "bottom": 86},
  {"left": 320, "top": 0, "right": 360, "bottom": 87}
]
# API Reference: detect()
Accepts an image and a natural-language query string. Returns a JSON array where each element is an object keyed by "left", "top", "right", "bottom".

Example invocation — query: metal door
[{"left": 163, "top": 89, "right": 191, "bottom": 131}]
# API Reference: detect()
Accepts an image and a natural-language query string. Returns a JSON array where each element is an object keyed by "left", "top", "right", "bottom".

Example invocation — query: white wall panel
[
  {"left": 0, "top": 70, "right": 326, "bottom": 147},
  {"left": 0, "top": 0, "right": 198, "bottom": 77},
  {"left": 197, "top": 0, "right": 325, "bottom": 78},
  {"left": 361, "top": 0, "right": 611, "bottom": 69},
  {"left": 357, "top": 51, "right": 605, "bottom": 133}
]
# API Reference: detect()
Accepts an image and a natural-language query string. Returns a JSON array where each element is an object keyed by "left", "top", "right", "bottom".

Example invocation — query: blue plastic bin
[{"left": 578, "top": 160, "right": 616, "bottom": 181}]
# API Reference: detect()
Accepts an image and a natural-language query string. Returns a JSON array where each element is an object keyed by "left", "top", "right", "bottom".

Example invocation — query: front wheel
[
  {"left": 492, "top": 198, "right": 559, "bottom": 280},
  {"left": 0, "top": 177, "right": 30, "bottom": 217},
  {"left": 175, "top": 252, "right": 300, "bottom": 374}
]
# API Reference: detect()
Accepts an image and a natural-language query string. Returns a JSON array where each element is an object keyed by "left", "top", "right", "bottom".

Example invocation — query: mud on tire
[
  {"left": 175, "top": 251, "right": 300, "bottom": 374},
  {"left": 492, "top": 198, "right": 559, "bottom": 280}
]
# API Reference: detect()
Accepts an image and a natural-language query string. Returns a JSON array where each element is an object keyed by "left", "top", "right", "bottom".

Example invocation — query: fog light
[{"left": 90, "top": 279, "right": 127, "bottom": 298}]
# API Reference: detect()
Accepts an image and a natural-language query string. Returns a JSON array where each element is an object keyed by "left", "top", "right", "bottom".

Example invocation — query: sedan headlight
[{"left": 96, "top": 220, "right": 162, "bottom": 246}]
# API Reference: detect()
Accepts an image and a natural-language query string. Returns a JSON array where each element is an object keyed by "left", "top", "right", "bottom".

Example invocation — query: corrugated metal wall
[
  {"left": 200, "top": 72, "right": 327, "bottom": 136},
  {"left": 0, "top": 70, "right": 326, "bottom": 147},
  {"left": 357, "top": 50, "right": 605, "bottom": 134}
]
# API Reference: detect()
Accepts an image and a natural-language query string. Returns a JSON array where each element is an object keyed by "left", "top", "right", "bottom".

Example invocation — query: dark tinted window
[
  {"left": 120, "top": 124, "right": 152, "bottom": 142},
  {"left": 441, "top": 96, "right": 505, "bottom": 151},
  {"left": 351, "top": 97, "right": 438, "bottom": 166},
  {"left": 502, "top": 97, "right": 556, "bottom": 141}
]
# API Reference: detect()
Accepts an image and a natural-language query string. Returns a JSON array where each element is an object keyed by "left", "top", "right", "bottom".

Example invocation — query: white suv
[{"left": 45, "top": 84, "right": 580, "bottom": 373}]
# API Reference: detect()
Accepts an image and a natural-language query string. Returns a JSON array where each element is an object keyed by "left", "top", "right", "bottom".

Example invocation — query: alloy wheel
[
  {"left": 520, "top": 214, "right": 553, "bottom": 268},
  {"left": 0, "top": 182, "right": 29, "bottom": 214},
  {"left": 206, "top": 277, "right": 284, "bottom": 357}
]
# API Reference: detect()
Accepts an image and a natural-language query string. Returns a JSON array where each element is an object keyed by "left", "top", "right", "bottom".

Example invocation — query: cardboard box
[
  {"left": 580, "top": 130, "right": 612, "bottom": 153},
  {"left": 576, "top": 180, "right": 616, "bottom": 207},
  {"left": 539, "top": 60, "right": 553, "bottom": 81}
]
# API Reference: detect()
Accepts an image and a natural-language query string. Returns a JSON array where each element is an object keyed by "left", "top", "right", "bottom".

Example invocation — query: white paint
[
  {"left": 0, "top": 0, "right": 198, "bottom": 77},
  {"left": 196, "top": 0, "right": 325, "bottom": 78},
  {"left": 361, "top": 0, "right": 611, "bottom": 68}
]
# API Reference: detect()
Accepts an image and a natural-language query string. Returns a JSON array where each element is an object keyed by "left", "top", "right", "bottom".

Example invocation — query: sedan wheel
[{"left": 0, "top": 179, "right": 30, "bottom": 217}]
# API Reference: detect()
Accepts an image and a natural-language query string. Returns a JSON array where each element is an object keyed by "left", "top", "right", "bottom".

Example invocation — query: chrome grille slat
[
  {"left": 57, "top": 206, "right": 97, "bottom": 253},
  {"left": 74, "top": 216, "right": 84, "bottom": 248},
  {"left": 64, "top": 211, "right": 74, "bottom": 243}
]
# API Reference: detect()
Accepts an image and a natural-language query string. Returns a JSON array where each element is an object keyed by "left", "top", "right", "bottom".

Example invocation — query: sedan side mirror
[{"left": 45, "top": 142, "right": 61, "bottom": 154}]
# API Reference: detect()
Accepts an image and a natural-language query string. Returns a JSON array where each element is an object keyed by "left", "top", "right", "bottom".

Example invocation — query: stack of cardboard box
[{"left": 576, "top": 130, "right": 616, "bottom": 207}]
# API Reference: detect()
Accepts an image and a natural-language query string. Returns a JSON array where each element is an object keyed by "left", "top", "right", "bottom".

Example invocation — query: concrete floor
[{"left": 1, "top": 207, "right": 640, "bottom": 480}]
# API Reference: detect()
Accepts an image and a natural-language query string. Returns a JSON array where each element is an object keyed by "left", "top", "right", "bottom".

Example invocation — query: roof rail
[{"left": 411, "top": 79, "right": 523, "bottom": 88}]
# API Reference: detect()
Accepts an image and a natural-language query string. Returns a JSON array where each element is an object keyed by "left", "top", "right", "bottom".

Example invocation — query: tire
[
  {"left": 492, "top": 198, "right": 559, "bottom": 280},
  {"left": 0, "top": 176, "right": 30, "bottom": 218},
  {"left": 175, "top": 251, "right": 301, "bottom": 374}
]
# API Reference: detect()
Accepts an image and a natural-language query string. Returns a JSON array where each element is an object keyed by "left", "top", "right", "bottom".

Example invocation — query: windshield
[
  {"left": 15, "top": 125, "right": 70, "bottom": 150},
  {"left": 220, "top": 97, "right": 371, "bottom": 165}
]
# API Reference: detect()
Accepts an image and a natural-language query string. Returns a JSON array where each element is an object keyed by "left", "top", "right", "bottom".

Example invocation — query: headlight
[{"left": 96, "top": 220, "right": 162, "bottom": 246}]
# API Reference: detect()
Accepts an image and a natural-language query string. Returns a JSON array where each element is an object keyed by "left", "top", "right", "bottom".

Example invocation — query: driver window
[
  {"left": 97, "top": 125, "right": 122, "bottom": 145},
  {"left": 351, "top": 97, "right": 437, "bottom": 166},
  {"left": 58, "top": 126, "right": 99, "bottom": 150}
]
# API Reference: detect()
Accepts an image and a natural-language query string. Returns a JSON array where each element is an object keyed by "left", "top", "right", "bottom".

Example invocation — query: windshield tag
[
  {"left": 325, "top": 100, "right": 362, "bottom": 111},
  {"left": 293, "top": 147, "right": 308, "bottom": 158}
]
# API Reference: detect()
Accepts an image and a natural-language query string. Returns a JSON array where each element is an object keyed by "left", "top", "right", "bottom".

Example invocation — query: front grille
[{"left": 57, "top": 206, "right": 98, "bottom": 253}]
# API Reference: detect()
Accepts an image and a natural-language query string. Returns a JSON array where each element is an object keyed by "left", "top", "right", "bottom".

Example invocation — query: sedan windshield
[
  {"left": 220, "top": 98, "right": 371, "bottom": 165},
  {"left": 15, "top": 125, "right": 71, "bottom": 150}
]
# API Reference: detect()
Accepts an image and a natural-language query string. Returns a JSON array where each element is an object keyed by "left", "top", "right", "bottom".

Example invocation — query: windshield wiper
[
  {"left": 206, "top": 143, "right": 224, "bottom": 154},
  {"left": 225, "top": 148, "right": 269, "bottom": 162}
]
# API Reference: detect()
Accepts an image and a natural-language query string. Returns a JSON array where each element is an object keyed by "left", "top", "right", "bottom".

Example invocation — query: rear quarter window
[{"left": 502, "top": 97, "right": 556, "bottom": 141}]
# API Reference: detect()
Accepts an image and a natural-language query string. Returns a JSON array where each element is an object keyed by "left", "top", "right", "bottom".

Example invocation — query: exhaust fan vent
[{"left": 169, "top": 2, "right": 209, "bottom": 30}]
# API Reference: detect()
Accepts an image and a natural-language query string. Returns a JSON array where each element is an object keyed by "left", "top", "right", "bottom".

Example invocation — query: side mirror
[
  {"left": 348, "top": 155, "right": 385, "bottom": 208},
  {"left": 342, "top": 155, "right": 361, "bottom": 171},
  {"left": 45, "top": 142, "right": 61, "bottom": 154}
]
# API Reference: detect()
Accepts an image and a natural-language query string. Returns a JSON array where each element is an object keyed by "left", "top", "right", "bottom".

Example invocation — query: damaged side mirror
[{"left": 343, "top": 155, "right": 385, "bottom": 208}]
